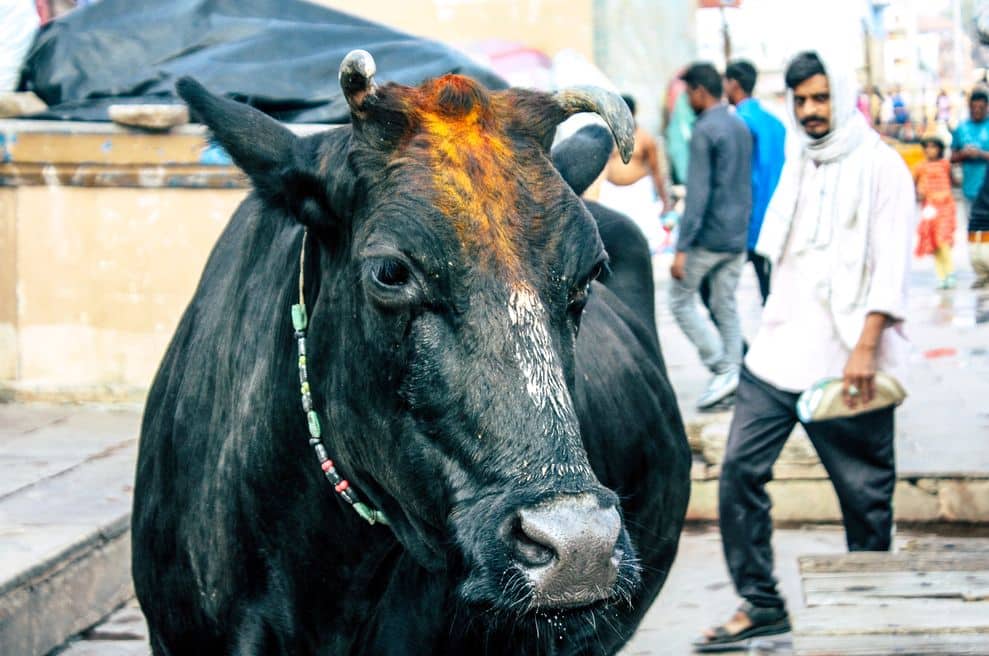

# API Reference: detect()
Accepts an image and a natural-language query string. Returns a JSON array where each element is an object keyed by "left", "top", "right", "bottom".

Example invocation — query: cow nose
[{"left": 508, "top": 493, "right": 622, "bottom": 607}]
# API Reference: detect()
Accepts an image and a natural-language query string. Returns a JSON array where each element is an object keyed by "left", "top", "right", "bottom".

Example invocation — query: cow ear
[
  {"left": 551, "top": 124, "right": 613, "bottom": 196},
  {"left": 176, "top": 77, "right": 330, "bottom": 226}
]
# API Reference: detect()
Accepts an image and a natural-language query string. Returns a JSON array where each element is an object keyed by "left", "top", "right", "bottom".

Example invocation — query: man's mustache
[{"left": 801, "top": 116, "right": 828, "bottom": 126}]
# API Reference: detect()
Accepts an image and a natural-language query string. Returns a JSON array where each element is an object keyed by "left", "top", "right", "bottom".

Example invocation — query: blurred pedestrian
[
  {"left": 694, "top": 50, "right": 913, "bottom": 652},
  {"left": 951, "top": 89, "right": 989, "bottom": 206},
  {"left": 914, "top": 137, "right": 957, "bottom": 289},
  {"left": 724, "top": 59, "right": 786, "bottom": 304},
  {"left": 891, "top": 87, "right": 910, "bottom": 125},
  {"left": 669, "top": 62, "right": 752, "bottom": 410},
  {"left": 598, "top": 94, "right": 671, "bottom": 253},
  {"left": 936, "top": 89, "right": 952, "bottom": 125},
  {"left": 665, "top": 73, "right": 696, "bottom": 185},
  {"left": 968, "top": 171, "right": 989, "bottom": 289}
]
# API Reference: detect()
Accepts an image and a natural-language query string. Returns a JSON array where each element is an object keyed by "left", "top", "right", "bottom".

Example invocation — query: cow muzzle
[{"left": 504, "top": 493, "right": 622, "bottom": 607}]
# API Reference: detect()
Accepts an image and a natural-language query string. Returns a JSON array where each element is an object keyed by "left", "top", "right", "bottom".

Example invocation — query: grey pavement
[{"left": 654, "top": 215, "right": 989, "bottom": 476}]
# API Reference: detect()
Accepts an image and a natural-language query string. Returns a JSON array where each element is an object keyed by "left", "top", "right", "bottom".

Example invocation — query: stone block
[
  {"left": 684, "top": 410, "right": 731, "bottom": 453},
  {"left": 0, "top": 92, "right": 46, "bottom": 118},
  {"left": 685, "top": 479, "right": 718, "bottom": 521},
  {"left": 892, "top": 480, "right": 941, "bottom": 522},
  {"left": 766, "top": 480, "right": 842, "bottom": 522},
  {"left": 690, "top": 460, "right": 712, "bottom": 481},
  {"left": 697, "top": 421, "right": 822, "bottom": 471},
  {"left": 108, "top": 104, "right": 189, "bottom": 130},
  {"left": 686, "top": 478, "right": 844, "bottom": 522},
  {"left": 938, "top": 480, "right": 989, "bottom": 522}
]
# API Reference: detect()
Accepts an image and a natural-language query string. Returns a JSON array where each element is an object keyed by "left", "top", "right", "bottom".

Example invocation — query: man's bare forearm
[{"left": 856, "top": 312, "right": 890, "bottom": 352}]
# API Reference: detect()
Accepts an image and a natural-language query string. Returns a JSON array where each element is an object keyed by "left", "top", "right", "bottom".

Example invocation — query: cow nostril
[
  {"left": 509, "top": 516, "right": 556, "bottom": 568},
  {"left": 508, "top": 494, "right": 623, "bottom": 607}
]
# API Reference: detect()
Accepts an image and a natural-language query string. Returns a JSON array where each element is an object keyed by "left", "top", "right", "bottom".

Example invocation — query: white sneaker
[{"left": 697, "top": 370, "right": 740, "bottom": 410}]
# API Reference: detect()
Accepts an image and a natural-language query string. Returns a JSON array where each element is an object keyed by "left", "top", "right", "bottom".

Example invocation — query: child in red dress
[{"left": 914, "top": 137, "right": 957, "bottom": 289}]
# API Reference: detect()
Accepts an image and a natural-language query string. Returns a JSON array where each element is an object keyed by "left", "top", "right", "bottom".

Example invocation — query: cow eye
[
  {"left": 568, "top": 262, "right": 604, "bottom": 313},
  {"left": 372, "top": 258, "right": 411, "bottom": 288}
]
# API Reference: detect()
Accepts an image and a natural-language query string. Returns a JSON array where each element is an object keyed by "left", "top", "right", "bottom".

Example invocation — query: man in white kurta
[{"left": 694, "top": 51, "right": 914, "bottom": 652}]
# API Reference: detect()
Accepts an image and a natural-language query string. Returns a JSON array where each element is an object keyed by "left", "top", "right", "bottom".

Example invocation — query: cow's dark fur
[{"left": 132, "top": 73, "right": 689, "bottom": 656}]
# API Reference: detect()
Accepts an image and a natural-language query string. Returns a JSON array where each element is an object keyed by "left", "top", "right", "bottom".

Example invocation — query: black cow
[{"left": 132, "top": 50, "right": 690, "bottom": 656}]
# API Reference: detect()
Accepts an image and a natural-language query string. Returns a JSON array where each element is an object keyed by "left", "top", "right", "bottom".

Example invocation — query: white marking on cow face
[{"left": 507, "top": 283, "right": 579, "bottom": 431}]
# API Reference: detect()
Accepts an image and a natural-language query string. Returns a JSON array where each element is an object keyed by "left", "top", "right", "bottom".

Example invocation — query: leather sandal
[{"left": 692, "top": 601, "right": 791, "bottom": 652}]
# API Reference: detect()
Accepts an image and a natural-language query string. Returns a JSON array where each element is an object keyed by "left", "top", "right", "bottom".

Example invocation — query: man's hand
[
  {"left": 960, "top": 145, "right": 989, "bottom": 161},
  {"left": 660, "top": 192, "right": 672, "bottom": 212},
  {"left": 842, "top": 344, "right": 877, "bottom": 409},
  {"left": 671, "top": 251, "right": 687, "bottom": 280}
]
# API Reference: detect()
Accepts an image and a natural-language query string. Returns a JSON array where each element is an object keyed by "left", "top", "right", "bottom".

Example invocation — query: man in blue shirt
[
  {"left": 724, "top": 60, "right": 786, "bottom": 303},
  {"left": 951, "top": 89, "right": 989, "bottom": 204}
]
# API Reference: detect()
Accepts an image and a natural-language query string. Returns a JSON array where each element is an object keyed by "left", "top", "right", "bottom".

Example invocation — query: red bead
[
  {"left": 335, "top": 480, "right": 349, "bottom": 493},
  {"left": 321, "top": 460, "right": 334, "bottom": 472}
]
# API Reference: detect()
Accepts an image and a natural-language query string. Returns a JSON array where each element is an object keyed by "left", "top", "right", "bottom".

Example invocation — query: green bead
[
  {"left": 307, "top": 410, "right": 321, "bottom": 437},
  {"left": 291, "top": 303, "right": 308, "bottom": 331},
  {"left": 298, "top": 355, "right": 306, "bottom": 368},
  {"left": 353, "top": 502, "right": 389, "bottom": 526},
  {"left": 301, "top": 381, "right": 310, "bottom": 396}
]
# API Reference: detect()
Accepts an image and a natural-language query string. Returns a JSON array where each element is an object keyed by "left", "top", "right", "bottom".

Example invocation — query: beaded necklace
[{"left": 291, "top": 229, "right": 389, "bottom": 526}]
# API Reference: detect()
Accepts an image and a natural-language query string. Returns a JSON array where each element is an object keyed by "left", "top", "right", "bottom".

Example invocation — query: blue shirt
[
  {"left": 953, "top": 118, "right": 989, "bottom": 200},
  {"left": 735, "top": 98, "right": 786, "bottom": 250}
]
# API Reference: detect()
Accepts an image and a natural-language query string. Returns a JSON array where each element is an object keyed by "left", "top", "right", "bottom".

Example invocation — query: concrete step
[
  {"left": 684, "top": 411, "right": 989, "bottom": 524},
  {"left": 52, "top": 600, "right": 149, "bottom": 656},
  {"left": 0, "top": 404, "right": 141, "bottom": 656}
]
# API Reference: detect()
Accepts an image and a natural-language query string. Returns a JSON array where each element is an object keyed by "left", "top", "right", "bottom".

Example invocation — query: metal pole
[
  {"left": 953, "top": 0, "right": 964, "bottom": 98},
  {"left": 721, "top": 5, "right": 731, "bottom": 65}
]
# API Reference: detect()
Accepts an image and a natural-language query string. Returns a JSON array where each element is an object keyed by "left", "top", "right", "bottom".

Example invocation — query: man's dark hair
[
  {"left": 971, "top": 89, "right": 989, "bottom": 104},
  {"left": 680, "top": 63, "right": 722, "bottom": 98},
  {"left": 784, "top": 51, "right": 826, "bottom": 90},
  {"left": 621, "top": 94, "right": 637, "bottom": 116},
  {"left": 922, "top": 136, "right": 945, "bottom": 158},
  {"left": 725, "top": 60, "right": 757, "bottom": 95}
]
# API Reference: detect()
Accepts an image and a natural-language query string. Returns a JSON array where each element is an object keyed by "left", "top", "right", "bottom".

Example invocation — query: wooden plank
[
  {"left": 802, "top": 570, "right": 989, "bottom": 605},
  {"left": 800, "top": 552, "right": 989, "bottom": 574},
  {"left": 792, "top": 601, "right": 989, "bottom": 636},
  {"left": 902, "top": 538, "right": 989, "bottom": 554},
  {"left": 794, "top": 633, "right": 989, "bottom": 655}
]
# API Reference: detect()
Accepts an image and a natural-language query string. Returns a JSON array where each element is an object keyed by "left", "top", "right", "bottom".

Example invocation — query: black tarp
[{"left": 19, "top": 0, "right": 507, "bottom": 123}]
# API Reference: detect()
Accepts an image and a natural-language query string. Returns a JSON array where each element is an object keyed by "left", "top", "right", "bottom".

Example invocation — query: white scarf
[
  {"left": 756, "top": 54, "right": 880, "bottom": 263},
  {"left": 755, "top": 52, "right": 883, "bottom": 347}
]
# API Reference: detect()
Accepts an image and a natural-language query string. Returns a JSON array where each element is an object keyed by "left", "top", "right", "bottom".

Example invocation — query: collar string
[{"left": 291, "top": 228, "right": 389, "bottom": 526}]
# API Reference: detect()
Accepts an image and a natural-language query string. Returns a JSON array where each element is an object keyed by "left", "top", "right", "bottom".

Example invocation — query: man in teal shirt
[
  {"left": 725, "top": 60, "right": 786, "bottom": 303},
  {"left": 951, "top": 89, "right": 989, "bottom": 202}
]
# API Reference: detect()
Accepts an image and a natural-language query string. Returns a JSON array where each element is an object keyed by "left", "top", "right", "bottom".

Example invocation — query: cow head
[{"left": 177, "top": 51, "right": 638, "bottom": 616}]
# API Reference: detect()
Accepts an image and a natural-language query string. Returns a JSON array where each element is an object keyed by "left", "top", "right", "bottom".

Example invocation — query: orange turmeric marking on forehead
[{"left": 401, "top": 76, "right": 524, "bottom": 271}]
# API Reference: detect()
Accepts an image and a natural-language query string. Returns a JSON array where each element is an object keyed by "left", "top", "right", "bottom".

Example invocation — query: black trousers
[{"left": 719, "top": 367, "right": 896, "bottom": 609}]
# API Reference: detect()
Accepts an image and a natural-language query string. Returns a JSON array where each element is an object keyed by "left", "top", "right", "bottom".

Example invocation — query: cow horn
[
  {"left": 339, "top": 49, "right": 378, "bottom": 113},
  {"left": 554, "top": 86, "right": 635, "bottom": 164}
]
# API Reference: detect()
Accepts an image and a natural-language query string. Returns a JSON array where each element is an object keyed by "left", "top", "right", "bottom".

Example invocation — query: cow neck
[{"left": 291, "top": 228, "right": 389, "bottom": 527}]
